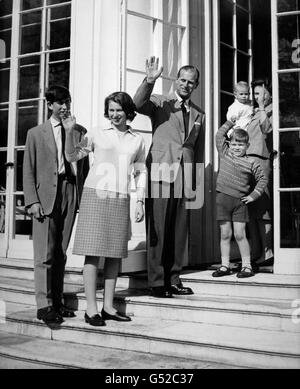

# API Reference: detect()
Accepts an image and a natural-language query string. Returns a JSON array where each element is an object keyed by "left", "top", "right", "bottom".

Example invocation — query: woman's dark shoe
[
  {"left": 84, "top": 312, "right": 106, "bottom": 326},
  {"left": 237, "top": 267, "right": 255, "bottom": 278},
  {"left": 101, "top": 309, "right": 132, "bottom": 322},
  {"left": 212, "top": 266, "right": 231, "bottom": 277}
]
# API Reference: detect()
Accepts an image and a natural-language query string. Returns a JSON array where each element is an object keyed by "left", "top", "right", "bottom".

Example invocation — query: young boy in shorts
[
  {"left": 227, "top": 81, "right": 253, "bottom": 132},
  {"left": 213, "top": 121, "right": 268, "bottom": 278}
]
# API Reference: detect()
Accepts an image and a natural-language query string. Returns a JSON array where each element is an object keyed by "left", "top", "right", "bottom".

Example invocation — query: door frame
[{"left": 271, "top": 0, "right": 300, "bottom": 274}]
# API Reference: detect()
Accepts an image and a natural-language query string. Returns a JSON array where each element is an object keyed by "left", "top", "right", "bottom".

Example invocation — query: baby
[{"left": 227, "top": 81, "right": 253, "bottom": 131}]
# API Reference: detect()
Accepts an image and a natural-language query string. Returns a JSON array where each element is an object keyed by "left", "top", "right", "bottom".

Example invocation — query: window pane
[
  {"left": 0, "top": 151, "right": 7, "bottom": 190},
  {"left": 128, "top": 0, "right": 152, "bottom": 15},
  {"left": 0, "top": 106, "right": 8, "bottom": 147},
  {"left": 162, "top": 0, "right": 183, "bottom": 25},
  {"left": 280, "top": 131, "right": 300, "bottom": 188},
  {"left": 47, "top": 0, "right": 70, "bottom": 5},
  {"left": 236, "top": 8, "right": 249, "bottom": 52},
  {"left": 278, "top": 0, "right": 300, "bottom": 13},
  {"left": 280, "top": 192, "right": 300, "bottom": 248},
  {"left": 17, "top": 102, "right": 39, "bottom": 146},
  {"left": 50, "top": 3, "right": 71, "bottom": 20},
  {"left": 19, "top": 56, "right": 40, "bottom": 100},
  {"left": 236, "top": 0, "right": 249, "bottom": 10},
  {"left": 278, "top": 14, "right": 300, "bottom": 70},
  {"left": 237, "top": 52, "right": 249, "bottom": 82},
  {"left": 162, "top": 78, "right": 175, "bottom": 97},
  {"left": 220, "top": 0, "right": 234, "bottom": 46},
  {"left": 220, "top": 44, "right": 234, "bottom": 92},
  {"left": 15, "top": 151, "right": 25, "bottom": 192},
  {"left": 0, "top": 0, "right": 13, "bottom": 16},
  {"left": 20, "top": 11, "right": 42, "bottom": 55},
  {"left": 0, "top": 17, "right": 12, "bottom": 58},
  {"left": 127, "top": 14, "right": 152, "bottom": 73},
  {"left": 162, "top": 24, "right": 182, "bottom": 80},
  {"left": 221, "top": 92, "right": 234, "bottom": 124},
  {"left": 48, "top": 58, "right": 69, "bottom": 88},
  {"left": 0, "top": 193, "right": 5, "bottom": 233},
  {"left": 0, "top": 61, "right": 10, "bottom": 102},
  {"left": 14, "top": 195, "right": 32, "bottom": 237},
  {"left": 22, "top": 0, "right": 43, "bottom": 10},
  {"left": 50, "top": 18, "right": 71, "bottom": 49},
  {"left": 279, "top": 72, "right": 300, "bottom": 128}
]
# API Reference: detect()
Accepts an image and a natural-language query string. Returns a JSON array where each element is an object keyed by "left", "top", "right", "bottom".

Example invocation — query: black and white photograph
[{"left": 0, "top": 0, "right": 299, "bottom": 372}]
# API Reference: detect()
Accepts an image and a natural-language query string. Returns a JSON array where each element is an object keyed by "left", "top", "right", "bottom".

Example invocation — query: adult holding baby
[{"left": 247, "top": 79, "right": 274, "bottom": 267}]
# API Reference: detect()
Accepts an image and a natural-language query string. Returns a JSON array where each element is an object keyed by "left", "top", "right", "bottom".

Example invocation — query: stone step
[
  {"left": 0, "top": 329, "right": 235, "bottom": 370},
  {"left": 2, "top": 258, "right": 299, "bottom": 301},
  {"left": 0, "top": 258, "right": 83, "bottom": 284},
  {"left": 0, "top": 276, "right": 298, "bottom": 333},
  {"left": 1, "top": 302, "right": 299, "bottom": 369}
]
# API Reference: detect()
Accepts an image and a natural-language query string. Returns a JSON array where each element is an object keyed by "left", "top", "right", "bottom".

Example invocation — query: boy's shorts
[{"left": 216, "top": 192, "right": 249, "bottom": 222}]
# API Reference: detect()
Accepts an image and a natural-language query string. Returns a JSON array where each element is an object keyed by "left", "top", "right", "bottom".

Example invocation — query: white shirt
[
  {"left": 66, "top": 126, "right": 147, "bottom": 199},
  {"left": 226, "top": 99, "right": 253, "bottom": 130},
  {"left": 175, "top": 91, "right": 190, "bottom": 112},
  {"left": 50, "top": 116, "right": 76, "bottom": 175}
]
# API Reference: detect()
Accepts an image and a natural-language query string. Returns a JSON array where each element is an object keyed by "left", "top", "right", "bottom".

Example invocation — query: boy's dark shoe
[
  {"left": 37, "top": 306, "right": 64, "bottom": 327},
  {"left": 236, "top": 267, "right": 255, "bottom": 278}
]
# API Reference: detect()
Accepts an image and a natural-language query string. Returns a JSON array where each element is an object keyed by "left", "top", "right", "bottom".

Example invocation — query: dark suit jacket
[
  {"left": 134, "top": 79, "right": 205, "bottom": 192},
  {"left": 23, "top": 120, "right": 89, "bottom": 215}
]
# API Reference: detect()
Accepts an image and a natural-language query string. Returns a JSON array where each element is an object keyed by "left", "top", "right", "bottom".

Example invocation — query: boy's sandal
[
  {"left": 236, "top": 267, "right": 255, "bottom": 278},
  {"left": 212, "top": 266, "right": 231, "bottom": 278}
]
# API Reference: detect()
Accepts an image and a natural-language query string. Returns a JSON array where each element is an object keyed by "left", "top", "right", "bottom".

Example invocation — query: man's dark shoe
[
  {"left": 170, "top": 283, "right": 194, "bottom": 295},
  {"left": 55, "top": 304, "right": 76, "bottom": 318},
  {"left": 150, "top": 286, "right": 173, "bottom": 298},
  {"left": 37, "top": 306, "right": 63, "bottom": 327}
]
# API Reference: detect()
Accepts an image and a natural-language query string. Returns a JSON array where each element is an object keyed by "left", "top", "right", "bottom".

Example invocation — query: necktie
[
  {"left": 181, "top": 101, "right": 189, "bottom": 139},
  {"left": 60, "top": 125, "right": 73, "bottom": 177}
]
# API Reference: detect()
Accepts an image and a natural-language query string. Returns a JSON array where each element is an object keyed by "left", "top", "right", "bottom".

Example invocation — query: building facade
[{"left": 0, "top": 0, "right": 299, "bottom": 274}]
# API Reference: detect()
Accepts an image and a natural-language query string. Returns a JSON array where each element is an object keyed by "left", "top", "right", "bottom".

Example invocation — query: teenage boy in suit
[{"left": 23, "top": 85, "right": 88, "bottom": 326}]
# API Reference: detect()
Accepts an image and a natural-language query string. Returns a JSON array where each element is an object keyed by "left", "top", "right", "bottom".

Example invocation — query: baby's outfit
[{"left": 226, "top": 99, "right": 253, "bottom": 131}]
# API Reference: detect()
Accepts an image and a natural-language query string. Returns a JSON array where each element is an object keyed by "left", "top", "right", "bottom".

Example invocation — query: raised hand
[
  {"left": 62, "top": 114, "right": 76, "bottom": 133},
  {"left": 145, "top": 56, "right": 163, "bottom": 83}
]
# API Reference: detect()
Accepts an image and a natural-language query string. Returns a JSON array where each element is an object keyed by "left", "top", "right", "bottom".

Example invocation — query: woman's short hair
[{"left": 104, "top": 91, "right": 136, "bottom": 122}]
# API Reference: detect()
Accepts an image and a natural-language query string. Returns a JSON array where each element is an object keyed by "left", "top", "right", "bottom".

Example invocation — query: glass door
[
  {"left": 0, "top": 0, "right": 71, "bottom": 259},
  {"left": 272, "top": 0, "right": 300, "bottom": 274}
]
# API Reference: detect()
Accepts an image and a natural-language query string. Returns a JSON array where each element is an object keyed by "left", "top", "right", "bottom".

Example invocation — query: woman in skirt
[{"left": 64, "top": 92, "right": 146, "bottom": 326}]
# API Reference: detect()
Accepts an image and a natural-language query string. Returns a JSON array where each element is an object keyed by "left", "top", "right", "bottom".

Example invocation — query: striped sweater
[{"left": 216, "top": 121, "right": 268, "bottom": 201}]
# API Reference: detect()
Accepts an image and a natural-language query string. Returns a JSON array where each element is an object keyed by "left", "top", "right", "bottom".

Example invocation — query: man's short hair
[
  {"left": 177, "top": 66, "right": 200, "bottom": 84},
  {"left": 234, "top": 81, "right": 249, "bottom": 93},
  {"left": 229, "top": 128, "right": 249, "bottom": 144},
  {"left": 45, "top": 85, "right": 71, "bottom": 104},
  {"left": 104, "top": 91, "right": 136, "bottom": 122}
]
